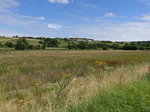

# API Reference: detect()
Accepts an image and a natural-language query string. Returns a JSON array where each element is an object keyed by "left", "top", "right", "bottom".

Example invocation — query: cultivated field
[{"left": 0, "top": 50, "right": 150, "bottom": 112}]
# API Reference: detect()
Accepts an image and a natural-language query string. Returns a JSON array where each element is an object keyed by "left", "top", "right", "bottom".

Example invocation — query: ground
[{"left": 0, "top": 50, "right": 149, "bottom": 112}]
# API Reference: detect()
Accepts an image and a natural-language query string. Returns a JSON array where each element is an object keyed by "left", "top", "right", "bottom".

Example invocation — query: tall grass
[
  {"left": 0, "top": 50, "right": 149, "bottom": 112},
  {"left": 65, "top": 74, "right": 150, "bottom": 112}
]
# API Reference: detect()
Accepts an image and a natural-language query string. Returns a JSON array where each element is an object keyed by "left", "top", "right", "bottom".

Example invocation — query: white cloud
[
  {"left": 48, "top": 24, "right": 62, "bottom": 29},
  {"left": 0, "top": 0, "right": 57, "bottom": 37},
  {"left": 141, "top": 14, "right": 150, "bottom": 21},
  {"left": 66, "top": 21, "right": 150, "bottom": 41},
  {"left": 138, "top": 0, "right": 150, "bottom": 4},
  {"left": 37, "top": 17, "right": 46, "bottom": 20},
  {"left": 80, "top": 3, "right": 97, "bottom": 8},
  {"left": 0, "top": 0, "right": 149, "bottom": 41},
  {"left": 0, "top": 0, "right": 47, "bottom": 27},
  {"left": 48, "top": 0, "right": 69, "bottom": 4},
  {"left": 0, "top": 0, "right": 19, "bottom": 13},
  {"left": 104, "top": 12, "right": 116, "bottom": 17}
]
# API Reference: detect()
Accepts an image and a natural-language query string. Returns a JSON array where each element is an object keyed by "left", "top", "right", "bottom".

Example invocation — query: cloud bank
[
  {"left": 48, "top": 24, "right": 62, "bottom": 29},
  {"left": 0, "top": 0, "right": 19, "bottom": 13},
  {"left": 48, "top": 0, "right": 69, "bottom": 4},
  {"left": 0, "top": 0, "right": 150, "bottom": 41},
  {"left": 104, "top": 12, "right": 116, "bottom": 17}
]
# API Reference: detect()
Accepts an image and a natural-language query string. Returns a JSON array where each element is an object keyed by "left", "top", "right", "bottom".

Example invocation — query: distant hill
[
  {"left": 0, "top": 36, "right": 150, "bottom": 50},
  {"left": 0, "top": 36, "right": 41, "bottom": 45}
]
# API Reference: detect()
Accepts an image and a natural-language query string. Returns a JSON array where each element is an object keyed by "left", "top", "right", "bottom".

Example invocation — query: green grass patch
[{"left": 66, "top": 75, "right": 150, "bottom": 112}]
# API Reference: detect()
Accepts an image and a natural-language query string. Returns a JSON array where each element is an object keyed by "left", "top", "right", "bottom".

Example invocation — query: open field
[
  {"left": 0, "top": 37, "right": 41, "bottom": 46},
  {"left": 0, "top": 50, "right": 150, "bottom": 112}
]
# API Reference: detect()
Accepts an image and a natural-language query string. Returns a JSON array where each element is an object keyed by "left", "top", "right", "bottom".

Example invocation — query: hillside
[
  {"left": 0, "top": 36, "right": 150, "bottom": 50},
  {"left": 0, "top": 37, "right": 41, "bottom": 45}
]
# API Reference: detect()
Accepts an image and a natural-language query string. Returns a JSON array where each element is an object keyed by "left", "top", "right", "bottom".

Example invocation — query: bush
[
  {"left": 67, "top": 42, "right": 77, "bottom": 49},
  {"left": 34, "top": 45, "right": 42, "bottom": 49},
  {"left": 5, "top": 42, "right": 15, "bottom": 48},
  {"left": 42, "top": 45, "right": 46, "bottom": 49},
  {"left": 44, "top": 38, "right": 59, "bottom": 47},
  {"left": 102, "top": 45, "right": 108, "bottom": 50},
  {"left": 15, "top": 38, "right": 46, "bottom": 50},
  {"left": 0, "top": 42, "right": 4, "bottom": 47},
  {"left": 39, "top": 41, "right": 43, "bottom": 44},
  {"left": 123, "top": 43, "right": 138, "bottom": 50},
  {"left": 28, "top": 45, "right": 34, "bottom": 49},
  {"left": 111, "top": 43, "right": 120, "bottom": 49},
  {"left": 15, "top": 38, "right": 29, "bottom": 50}
]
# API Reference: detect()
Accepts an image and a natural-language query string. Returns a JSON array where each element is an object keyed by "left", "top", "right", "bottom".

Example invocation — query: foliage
[
  {"left": 5, "top": 41, "right": 15, "bottom": 48},
  {"left": 67, "top": 42, "right": 109, "bottom": 50},
  {"left": 0, "top": 37, "right": 150, "bottom": 50},
  {"left": 15, "top": 38, "right": 29, "bottom": 50},
  {"left": 111, "top": 43, "right": 121, "bottom": 49},
  {"left": 0, "top": 50, "right": 149, "bottom": 111},
  {"left": 15, "top": 38, "right": 45, "bottom": 50},
  {"left": 67, "top": 41, "right": 150, "bottom": 50},
  {"left": 123, "top": 43, "right": 138, "bottom": 50},
  {"left": 66, "top": 75, "right": 150, "bottom": 112},
  {"left": 44, "top": 38, "right": 59, "bottom": 47},
  {"left": 0, "top": 42, "right": 4, "bottom": 47}
]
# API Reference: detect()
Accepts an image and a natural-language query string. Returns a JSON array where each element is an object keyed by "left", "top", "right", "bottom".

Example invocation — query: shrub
[
  {"left": 28, "top": 45, "right": 34, "bottom": 49},
  {"left": 5, "top": 42, "right": 15, "bottom": 48},
  {"left": 39, "top": 41, "right": 43, "bottom": 44},
  {"left": 15, "top": 38, "right": 29, "bottom": 50},
  {"left": 34, "top": 45, "right": 42, "bottom": 49},
  {"left": 44, "top": 38, "right": 59, "bottom": 47},
  {"left": 123, "top": 43, "right": 138, "bottom": 50},
  {"left": 0, "top": 42, "right": 4, "bottom": 47},
  {"left": 111, "top": 43, "right": 120, "bottom": 49}
]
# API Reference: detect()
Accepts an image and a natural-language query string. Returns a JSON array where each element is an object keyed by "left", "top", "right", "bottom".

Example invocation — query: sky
[{"left": 0, "top": 0, "right": 150, "bottom": 41}]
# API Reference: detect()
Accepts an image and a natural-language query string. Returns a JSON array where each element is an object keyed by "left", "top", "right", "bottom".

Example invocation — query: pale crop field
[{"left": 0, "top": 50, "right": 149, "bottom": 112}]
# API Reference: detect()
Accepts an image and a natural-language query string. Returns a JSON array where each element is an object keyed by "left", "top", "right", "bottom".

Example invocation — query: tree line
[
  {"left": 67, "top": 41, "right": 150, "bottom": 50},
  {"left": 0, "top": 38, "right": 45, "bottom": 50},
  {"left": 0, "top": 37, "right": 150, "bottom": 50}
]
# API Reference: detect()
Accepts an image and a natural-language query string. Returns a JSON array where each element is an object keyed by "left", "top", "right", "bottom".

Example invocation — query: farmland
[
  {"left": 0, "top": 50, "right": 149, "bottom": 112},
  {"left": 0, "top": 37, "right": 150, "bottom": 50},
  {"left": 1, "top": 0, "right": 150, "bottom": 111}
]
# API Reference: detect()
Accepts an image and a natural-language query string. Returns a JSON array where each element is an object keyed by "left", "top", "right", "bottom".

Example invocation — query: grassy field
[
  {"left": 0, "top": 37, "right": 41, "bottom": 46},
  {"left": 0, "top": 50, "right": 149, "bottom": 112}
]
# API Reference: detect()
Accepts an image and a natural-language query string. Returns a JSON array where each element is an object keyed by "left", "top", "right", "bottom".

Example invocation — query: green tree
[
  {"left": 0, "top": 42, "right": 4, "bottom": 47},
  {"left": 111, "top": 43, "right": 120, "bottom": 49},
  {"left": 44, "top": 38, "right": 59, "bottom": 47},
  {"left": 15, "top": 38, "right": 29, "bottom": 50},
  {"left": 5, "top": 42, "right": 15, "bottom": 48}
]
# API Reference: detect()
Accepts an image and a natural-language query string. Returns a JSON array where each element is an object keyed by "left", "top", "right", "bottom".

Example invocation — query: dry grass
[
  {"left": 0, "top": 50, "right": 149, "bottom": 112},
  {"left": 65, "top": 63, "right": 149, "bottom": 105},
  {"left": 0, "top": 63, "right": 149, "bottom": 112}
]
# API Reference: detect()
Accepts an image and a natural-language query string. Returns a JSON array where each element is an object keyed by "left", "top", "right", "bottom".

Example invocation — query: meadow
[{"left": 0, "top": 50, "right": 149, "bottom": 112}]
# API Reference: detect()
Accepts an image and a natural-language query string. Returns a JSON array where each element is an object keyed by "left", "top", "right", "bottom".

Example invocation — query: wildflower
[
  {"left": 63, "top": 73, "right": 72, "bottom": 77},
  {"left": 18, "top": 99, "right": 24, "bottom": 104},
  {"left": 35, "top": 81, "right": 42, "bottom": 86},
  {"left": 37, "top": 81, "right": 42, "bottom": 85},
  {"left": 95, "top": 60, "right": 106, "bottom": 66}
]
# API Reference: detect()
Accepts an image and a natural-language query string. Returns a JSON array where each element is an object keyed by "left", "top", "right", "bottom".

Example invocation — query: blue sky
[{"left": 0, "top": 0, "right": 150, "bottom": 41}]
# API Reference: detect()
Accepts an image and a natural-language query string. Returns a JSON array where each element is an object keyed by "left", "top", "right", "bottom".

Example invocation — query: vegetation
[
  {"left": 5, "top": 41, "right": 15, "bottom": 48},
  {"left": 15, "top": 38, "right": 29, "bottom": 50},
  {"left": 67, "top": 41, "right": 150, "bottom": 50},
  {"left": 0, "top": 36, "right": 149, "bottom": 50},
  {"left": 0, "top": 50, "right": 149, "bottom": 112},
  {"left": 15, "top": 38, "right": 45, "bottom": 50},
  {"left": 44, "top": 38, "right": 59, "bottom": 47},
  {"left": 66, "top": 75, "right": 150, "bottom": 112},
  {"left": 0, "top": 36, "right": 149, "bottom": 112}
]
